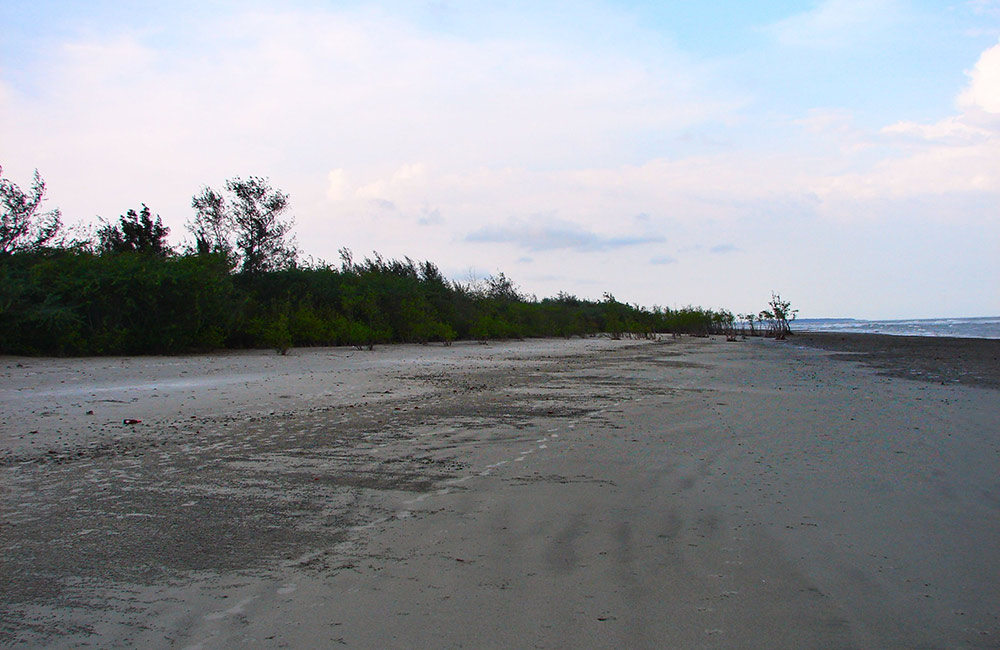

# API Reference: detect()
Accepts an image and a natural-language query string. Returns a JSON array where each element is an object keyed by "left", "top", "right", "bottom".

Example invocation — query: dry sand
[{"left": 1, "top": 335, "right": 998, "bottom": 648}]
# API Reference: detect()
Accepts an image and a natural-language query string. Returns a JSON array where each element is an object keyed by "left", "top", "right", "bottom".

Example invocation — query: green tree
[
  {"left": 189, "top": 176, "right": 297, "bottom": 275},
  {"left": 767, "top": 292, "right": 797, "bottom": 340},
  {"left": 0, "top": 165, "right": 62, "bottom": 255},
  {"left": 487, "top": 272, "right": 522, "bottom": 302},
  {"left": 258, "top": 312, "right": 293, "bottom": 355},
  {"left": 97, "top": 204, "right": 172, "bottom": 256},
  {"left": 189, "top": 186, "right": 231, "bottom": 258}
]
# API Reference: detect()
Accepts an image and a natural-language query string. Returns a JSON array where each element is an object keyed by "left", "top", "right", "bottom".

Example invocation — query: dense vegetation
[{"left": 1, "top": 166, "right": 786, "bottom": 356}]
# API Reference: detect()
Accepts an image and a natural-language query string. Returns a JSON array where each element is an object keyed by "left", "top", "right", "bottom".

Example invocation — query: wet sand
[
  {"left": 2, "top": 336, "right": 998, "bottom": 648},
  {"left": 790, "top": 331, "right": 1000, "bottom": 390}
]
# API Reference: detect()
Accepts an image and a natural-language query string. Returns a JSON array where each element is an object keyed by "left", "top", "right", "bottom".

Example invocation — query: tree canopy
[
  {"left": 189, "top": 176, "right": 297, "bottom": 275},
  {"left": 97, "top": 204, "right": 172, "bottom": 257},
  {"left": 0, "top": 166, "right": 62, "bottom": 255}
]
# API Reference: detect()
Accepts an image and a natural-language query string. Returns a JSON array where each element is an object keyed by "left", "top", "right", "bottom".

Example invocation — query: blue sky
[{"left": 2, "top": 1, "right": 999, "bottom": 317}]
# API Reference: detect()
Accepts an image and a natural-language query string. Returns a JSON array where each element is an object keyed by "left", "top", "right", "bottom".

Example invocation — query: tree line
[{"left": 1, "top": 166, "right": 787, "bottom": 356}]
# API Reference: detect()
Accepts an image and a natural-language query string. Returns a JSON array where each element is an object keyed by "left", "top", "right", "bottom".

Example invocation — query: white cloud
[
  {"left": 649, "top": 255, "right": 677, "bottom": 265},
  {"left": 958, "top": 39, "right": 1000, "bottom": 114},
  {"left": 326, "top": 169, "right": 348, "bottom": 201},
  {"left": 356, "top": 164, "right": 429, "bottom": 200},
  {"left": 881, "top": 116, "right": 993, "bottom": 143},
  {"left": 811, "top": 144, "right": 1000, "bottom": 201},
  {"left": 466, "top": 215, "right": 664, "bottom": 252},
  {"left": 833, "top": 38, "right": 1000, "bottom": 201},
  {"left": 768, "top": 0, "right": 900, "bottom": 48},
  {"left": 1, "top": 3, "right": 997, "bottom": 317},
  {"left": 968, "top": 0, "right": 1000, "bottom": 18},
  {"left": 0, "top": 5, "right": 738, "bottom": 237}
]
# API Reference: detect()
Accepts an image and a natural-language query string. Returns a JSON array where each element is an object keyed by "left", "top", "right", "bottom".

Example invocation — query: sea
[{"left": 793, "top": 316, "right": 1000, "bottom": 340}]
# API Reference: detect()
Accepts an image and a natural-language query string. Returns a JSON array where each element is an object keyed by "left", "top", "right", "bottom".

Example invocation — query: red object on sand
[{"left": 123, "top": 419, "right": 141, "bottom": 425}]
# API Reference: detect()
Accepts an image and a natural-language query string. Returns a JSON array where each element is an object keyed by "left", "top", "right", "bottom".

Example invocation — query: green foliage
[
  {"left": 0, "top": 245, "right": 740, "bottom": 355},
  {"left": 97, "top": 204, "right": 172, "bottom": 257},
  {"left": 0, "top": 165, "right": 62, "bottom": 255},
  {"left": 189, "top": 176, "right": 297, "bottom": 275},
  {"left": 761, "top": 292, "right": 797, "bottom": 340},
  {"left": 0, "top": 249, "right": 233, "bottom": 354},
  {"left": 0, "top": 165, "right": 741, "bottom": 356},
  {"left": 253, "top": 312, "right": 293, "bottom": 355}
]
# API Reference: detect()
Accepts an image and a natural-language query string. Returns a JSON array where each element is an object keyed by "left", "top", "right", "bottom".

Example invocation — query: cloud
[
  {"left": 370, "top": 198, "right": 397, "bottom": 211},
  {"left": 958, "top": 38, "right": 1000, "bottom": 114},
  {"left": 326, "top": 169, "right": 348, "bottom": 201},
  {"left": 881, "top": 116, "right": 993, "bottom": 144},
  {"left": 417, "top": 207, "right": 443, "bottom": 226},
  {"left": 1, "top": 3, "right": 998, "bottom": 317},
  {"left": 795, "top": 109, "right": 860, "bottom": 136},
  {"left": 820, "top": 38, "right": 1000, "bottom": 201},
  {"left": 968, "top": 0, "right": 1000, "bottom": 18},
  {"left": 356, "top": 164, "right": 429, "bottom": 201},
  {"left": 0, "top": 4, "right": 743, "bottom": 219},
  {"left": 709, "top": 243, "right": 739, "bottom": 254},
  {"left": 466, "top": 217, "right": 665, "bottom": 252},
  {"left": 767, "top": 0, "right": 900, "bottom": 48},
  {"left": 649, "top": 255, "right": 677, "bottom": 265}
]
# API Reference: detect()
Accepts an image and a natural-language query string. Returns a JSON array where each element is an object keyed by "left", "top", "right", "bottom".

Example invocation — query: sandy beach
[{"left": 2, "top": 334, "right": 998, "bottom": 648}]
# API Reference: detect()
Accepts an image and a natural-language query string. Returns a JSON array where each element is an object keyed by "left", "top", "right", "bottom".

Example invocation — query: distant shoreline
[
  {"left": 793, "top": 316, "right": 1000, "bottom": 340},
  {"left": 788, "top": 330, "right": 1000, "bottom": 390}
]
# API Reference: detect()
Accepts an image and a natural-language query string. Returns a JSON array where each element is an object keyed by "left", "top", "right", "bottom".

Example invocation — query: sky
[{"left": 1, "top": 0, "right": 999, "bottom": 318}]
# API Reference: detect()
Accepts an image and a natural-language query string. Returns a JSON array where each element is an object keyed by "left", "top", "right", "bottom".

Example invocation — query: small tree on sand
[{"left": 767, "top": 292, "right": 797, "bottom": 340}]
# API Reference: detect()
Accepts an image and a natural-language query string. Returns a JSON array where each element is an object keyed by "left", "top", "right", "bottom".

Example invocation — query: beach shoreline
[{"left": 2, "top": 335, "right": 998, "bottom": 648}]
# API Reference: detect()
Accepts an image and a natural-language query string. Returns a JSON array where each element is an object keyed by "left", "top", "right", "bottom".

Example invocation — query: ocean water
[{"left": 793, "top": 316, "right": 1000, "bottom": 340}]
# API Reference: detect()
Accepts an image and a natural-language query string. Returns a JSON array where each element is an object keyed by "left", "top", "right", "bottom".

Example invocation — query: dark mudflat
[{"left": 790, "top": 331, "right": 1000, "bottom": 390}]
